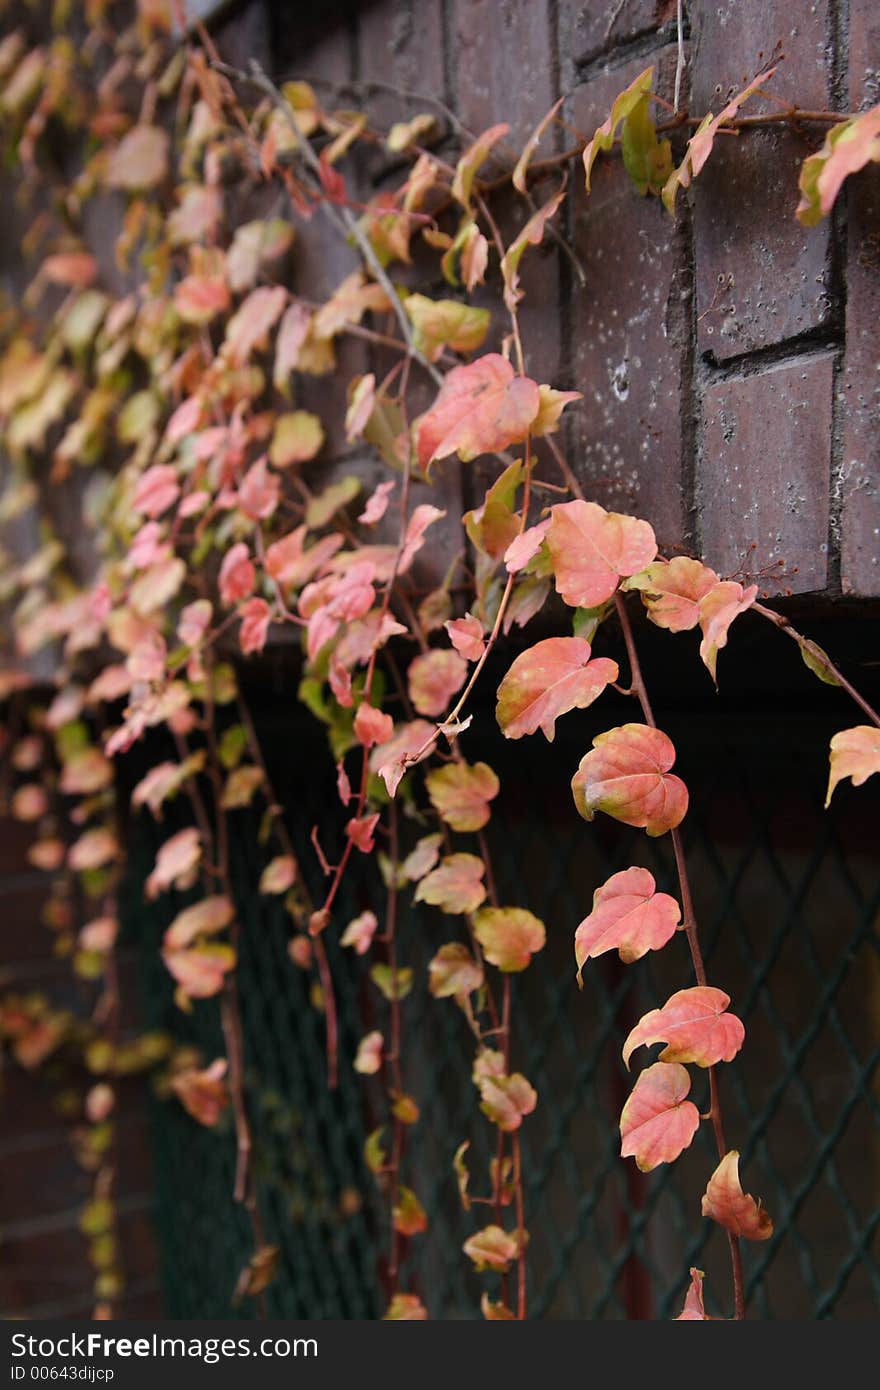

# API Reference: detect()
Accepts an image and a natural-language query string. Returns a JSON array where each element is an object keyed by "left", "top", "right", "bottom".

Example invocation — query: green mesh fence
[{"left": 124, "top": 702, "right": 880, "bottom": 1320}]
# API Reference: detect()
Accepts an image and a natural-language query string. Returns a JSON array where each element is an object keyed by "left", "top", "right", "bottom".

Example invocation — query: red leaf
[
  {"left": 239, "top": 597, "right": 271, "bottom": 655},
  {"left": 496, "top": 636, "right": 618, "bottom": 742},
  {"left": 574, "top": 866, "right": 680, "bottom": 981},
  {"left": 346, "top": 812, "right": 380, "bottom": 854},
  {"left": 622, "top": 986, "right": 745, "bottom": 1069},
  {"left": 701, "top": 1151, "right": 773, "bottom": 1241},
  {"left": 571, "top": 723, "right": 689, "bottom": 836},
  {"left": 133, "top": 464, "right": 179, "bottom": 519},
  {"left": 353, "top": 701, "right": 394, "bottom": 749},
  {"left": 219, "top": 543, "right": 255, "bottom": 605},
  {"left": 445, "top": 613, "right": 485, "bottom": 661},
  {"left": 416, "top": 354, "right": 540, "bottom": 474},
  {"left": 619, "top": 1062, "right": 700, "bottom": 1172},
  {"left": 547, "top": 500, "right": 657, "bottom": 608}
]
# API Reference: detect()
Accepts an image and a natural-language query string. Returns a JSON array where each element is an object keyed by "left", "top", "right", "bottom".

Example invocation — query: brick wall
[
  {"left": 212, "top": 0, "right": 880, "bottom": 599},
  {"left": 0, "top": 817, "right": 162, "bottom": 1318}
]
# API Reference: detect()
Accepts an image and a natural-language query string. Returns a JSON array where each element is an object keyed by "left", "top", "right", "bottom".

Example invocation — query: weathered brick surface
[
  {"left": 566, "top": 0, "right": 676, "bottom": 68},
  {"left": 699, "top": 355, "right": 834, "bottom": 594},
  {"left": 839, "top": 0, "right": 880, "bottom": 595},
  {"left": 690, "top": 0, "right": 834, "bottom": 361},
  {"left": 568, "top": 48, "right": 689, "bottom": 551}
]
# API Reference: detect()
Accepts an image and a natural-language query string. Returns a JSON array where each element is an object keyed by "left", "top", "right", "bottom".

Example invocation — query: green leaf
[
  {"left": 621, "top": 95, "right": 673, "bottom": 196},
  {"left": 583, "top": 67, "right": 654, "bottom": 190}
]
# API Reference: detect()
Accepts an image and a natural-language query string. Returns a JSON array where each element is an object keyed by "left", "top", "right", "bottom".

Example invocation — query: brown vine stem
[
  {"left": 752, "top": 602, "right": 880, "bottom": 729},
  {"left": 614, "top": 591, "right": 745, "bottom": 1321}
]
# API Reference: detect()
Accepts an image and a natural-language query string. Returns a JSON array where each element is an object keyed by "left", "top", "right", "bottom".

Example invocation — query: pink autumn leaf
[
  {"left": 219, "top": 544, "right": 255, "bottom": 605},
  {"left": 547, "top": 500, "right": 657, "bottom": 608},
  {"left": 133, "top": 465, "right": 180, "bottom": 518},
  {"left": 701, "top": 1151, "right": 773, "bottom": 1241},
  {"left": 239, "top": 597, "right": 271, "bottom": 655},
  {"left": 825, "top": 724, "right": 880, "bottom": 805},
  {"left": 474, "top": 906, "right": 546, "bottom": 972},
  {"left": 354, "top": 1030, "right": 384, "bottom": 1075},
  {"left": 106, "top": 125, "right": 169, "bottom": 190},
  {"left": 408, "top": 648, "right": 468, "bottom": 717},
  {"left": 625, "top": 556, "right": 720, "bottom": 632},
  {"left": 571, "top": 723, "right": 689, "bottom": 836},
  {"left": 346, "top": 812, "right": 380, "bottom": 853},
  {"left": 340, "top": 910, "right": 379, "bottom": 955},
  {"left": 146, "top": 827, "right": 202, "bottom": 900},
  {"left": 358, "top": 478, "right": 395, "bottom": 525},
  {"left": 371, "top": 719, "right": 435, "bottom": 796},
  {"left": 445, "top": 613, "right": 485, "bottom": 662},
  {"left": 353, "top": 701, "right": 394, "bottom": 749},
  {"left": 68, "top": 828, "right": 119, "bottom": 873},
  {"left": 496, "top": 637, "right": 619, "bottom": 742},
  {"left": 399, "top": 504, "right": 447, "bottom": 573},
  {"left": 698, "top": 581, "right": 758, "bottom": 682},
  {"left": 164, "top": 895, "right": 234, "bottom": 952},
  {"left": 619, "top": 1062, "right": 700, "bottom": 1172},
  {"left": 416, "top": 354, "right": 541, "bottom": 475},
  {"left": 504, "top": 518, "right": 550, "bottom": 574},
  {"left": 259, "top": 856, "right": 297, "bottom": 894},
  {"left": 428, "top": 943, "right": 484, "bottom": 999},
  {"left": 622, "top": 986, "right": 745, "bottom": 1070},
  {"left": 414, "top": 853, "right": 487, "bottom": 914},
  {"left": 574, "top": 866, "right": 681, "bottom": 982},
  {"left": 178, "top": 600, "right": 213, "bottom": 648},
  {"left": 223, "top": 285, "right": 288, "bottom": 367},
  {"left": 676, "top": 1268, "right": 711, "bottom": 1321},
  {"left": 237, "top": 457, "right": 280, "bottom": 521},
  {"left": 163, "top": 942, "right": 235, "bottom": 1000},
  {"left": 425, "top": 760, "right": 499, "bottom": 833}
]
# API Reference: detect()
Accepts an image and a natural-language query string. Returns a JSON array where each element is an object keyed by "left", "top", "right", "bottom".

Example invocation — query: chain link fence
[{"left": 125, "top": 696, "right": 880, "bottom": 1320}]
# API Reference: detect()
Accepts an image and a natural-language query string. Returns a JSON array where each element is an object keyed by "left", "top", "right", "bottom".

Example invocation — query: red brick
[
  {"left": 699, "top": 355, "right": 834, "bottom": 594},
  {"left": 566, "top": 1, "right": 676, "bottom": 67},
  {"left": 839, "top": 0, "right": 880, "bottom": 596},
  {"left": 358, "top": 0, "right": 447, "bottom": 145},
  {"left": 568, "top": 48, "right": 688, "bottom": 551},
  {"left": 690, "top": 0, "right": 833, "bottom": 360}
]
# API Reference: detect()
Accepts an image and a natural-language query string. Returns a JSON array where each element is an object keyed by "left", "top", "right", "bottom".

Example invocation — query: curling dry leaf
[
  {"left": 797, "top": 105, "right": 880, "bottom": 226},
  {"left": 698, "top": 580, "right": 757, "bottom": 682},
  {"left": 425, "top": 760, "right": 499, "bottom": 832},
  {"left": 676, "top": 1269, "right": 710, "bottom": 1321},
  {"left": 625, "top": 557, "right": 719, "bottom": 632},
  {"left": 513, "top": 98, "right": 563, "bottom": 193},
  {"left": 392, "top": 1187, "right": 428, "bottom": 1236},
  {"left": 501, "top": 186, "right": 566, "bottom": 312},
  {"left": 496, "top": 636, "right": 618, "bottom": 742},
  {"left": 619, "top": 1062, "right": 700, "bottom": 1172},
  {"left": 701, "top": 1151, "right": 773, "bottom": 1241},
  {"left": 474, "top": 906, "right": 546, "bottom": 972},
  {"left": 414, "top": 853, "right": 487, "bottom": 914},
  {"left": 547, "top": 500, "right": 657, "bottom": 609},
  {"left": 622, "top": 986, "right": 745, "bottom": 1069},
  {"left": 825, "top": 725, "right": 880, "bottom": 806},
  {"left": 416, "top": 354, "right": 540, "bottom": 475},
  {"left": 571, "top": 723, "right": 688, "bottom": 837},
  {"left": 575, "top": 867, "right": 681, "bottom": 981},
  {"left": 452, "top": 124, "right": 510, "bottom": 209}
]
